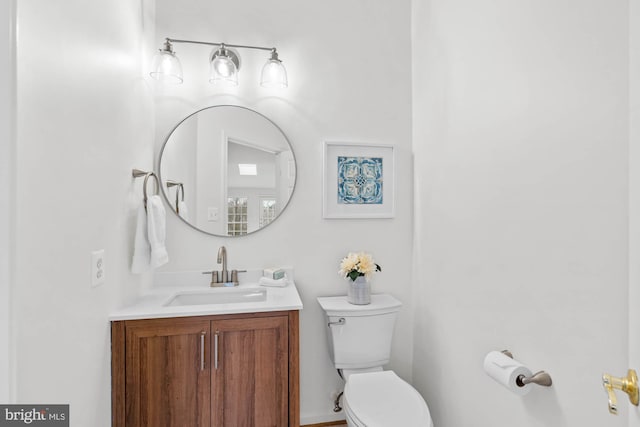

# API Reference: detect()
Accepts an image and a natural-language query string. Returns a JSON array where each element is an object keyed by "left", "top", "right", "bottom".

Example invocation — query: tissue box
[{"left": 263, "top": 267, "right": 286, "bottom": 280}]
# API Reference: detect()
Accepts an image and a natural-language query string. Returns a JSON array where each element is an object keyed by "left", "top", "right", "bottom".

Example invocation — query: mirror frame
[{"left": 158, "top": 104, "right": 297, "bottom": 237}]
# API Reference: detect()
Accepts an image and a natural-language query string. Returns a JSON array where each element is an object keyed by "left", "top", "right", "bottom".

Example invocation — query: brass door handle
[{"left": 602, "top": 369, "right": 639, "bottom": 415}]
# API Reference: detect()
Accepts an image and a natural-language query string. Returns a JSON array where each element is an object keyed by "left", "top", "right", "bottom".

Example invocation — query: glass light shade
[
  {"left": 209, "top": 55, "right": 238, "bottom": 86},
  {"left": 260, "top": 59, "right": 288, "bottom": 88},
  {"left": 150, "top": 50, "right": 183, "bottom": 84}
]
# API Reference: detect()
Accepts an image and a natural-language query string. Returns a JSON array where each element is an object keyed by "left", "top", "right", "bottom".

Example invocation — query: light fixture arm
[{"left": 164, "top": 37, "right": 276, "bottom": 54}]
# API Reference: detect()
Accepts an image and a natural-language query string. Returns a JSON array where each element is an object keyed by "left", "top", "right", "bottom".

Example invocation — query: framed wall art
[{"left": 323, "top": 142, "right": 395, "bottom": 219}]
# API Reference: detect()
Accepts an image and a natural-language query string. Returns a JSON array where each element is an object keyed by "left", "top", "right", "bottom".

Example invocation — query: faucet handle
[
  {"left": 202, "top": 270, "right": 219, "bottom": 285},
  {"left": 602, "top": 369, "right": 639, "bottom": 415}
]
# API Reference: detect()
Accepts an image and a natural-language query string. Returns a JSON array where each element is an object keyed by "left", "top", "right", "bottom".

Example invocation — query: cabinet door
[
  {"left": 125, "top": 318, "right": 211, "bottom": 427},
  {"left": 212, "top": 316, "right": 289, "bottom": 427}
]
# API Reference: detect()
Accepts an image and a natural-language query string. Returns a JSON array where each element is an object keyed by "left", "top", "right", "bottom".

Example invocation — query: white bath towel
[
  {"left": 131, "top": 203, "right": 150, "bottom": 273},
  {"left": 177, "top": 200, "right": 189, "bottom": 222},
  {"left": 146, "top": 195, "right": 169, "bottom": 268}
]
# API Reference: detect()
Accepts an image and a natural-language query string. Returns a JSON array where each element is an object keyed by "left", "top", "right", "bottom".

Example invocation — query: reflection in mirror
[{"left": 159, "top": 105, "right": 296, "bottom": 236}]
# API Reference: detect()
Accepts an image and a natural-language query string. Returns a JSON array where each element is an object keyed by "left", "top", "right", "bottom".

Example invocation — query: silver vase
[{"left": 347, "top": 276, "right": 371, "bottom": 305}]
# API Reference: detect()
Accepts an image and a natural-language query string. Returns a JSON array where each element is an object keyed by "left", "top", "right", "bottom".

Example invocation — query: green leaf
[{"left": 347, "top": 271, "right": 361, "bottom": 281}]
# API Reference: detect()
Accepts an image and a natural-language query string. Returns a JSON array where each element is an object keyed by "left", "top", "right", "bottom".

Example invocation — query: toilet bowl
[
  {"left": 343, "top": 371, "right": 432, "bottom": 427},
  {"left": 317, "top": 294, "right": 434, "bottom": 427}
]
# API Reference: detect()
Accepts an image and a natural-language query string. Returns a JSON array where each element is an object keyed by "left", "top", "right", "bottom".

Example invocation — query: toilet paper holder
[{"left": 501, "top": 350, "right": 553, "bottom": 387}]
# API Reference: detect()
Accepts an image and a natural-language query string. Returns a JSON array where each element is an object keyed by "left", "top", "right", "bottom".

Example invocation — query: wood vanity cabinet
[{"left": 111, "top": 311, "right": 299, "bottom": 427}]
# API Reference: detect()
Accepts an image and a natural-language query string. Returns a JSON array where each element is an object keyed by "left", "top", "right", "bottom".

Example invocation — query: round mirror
[{"left": 159, "top": 105, "right": 296, "bottom": 236}]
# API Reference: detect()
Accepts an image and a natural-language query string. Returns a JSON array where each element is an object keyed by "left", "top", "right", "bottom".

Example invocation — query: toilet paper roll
[{"left": 483, "top": 351, "right": 533, "bottom": 395}]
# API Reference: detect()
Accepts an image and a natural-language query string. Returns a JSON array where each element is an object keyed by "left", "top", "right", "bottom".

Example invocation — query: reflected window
[
  {"left": 259, "top": 198, "right": 277, "bottom": 228},
  {"left": 227, "top": 197, "right": 248, "bottom": 236}
]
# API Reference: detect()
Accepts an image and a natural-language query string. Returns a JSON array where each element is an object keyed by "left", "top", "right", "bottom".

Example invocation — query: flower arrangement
[{"left": 338, "top": 252, "right": 382, "bottom": 282}]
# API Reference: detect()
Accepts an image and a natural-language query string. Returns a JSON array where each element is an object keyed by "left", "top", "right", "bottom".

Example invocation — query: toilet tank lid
[{"left": 317, "top": 294, "right": 402, "bottom": 317}]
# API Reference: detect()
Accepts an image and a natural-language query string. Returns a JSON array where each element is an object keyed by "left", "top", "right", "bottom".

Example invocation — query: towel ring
[
  {"left": 132, "top": 169, "right": 160, "bottom": 210},
  {"left": 177, "top": 184, "right": 184, "bottom": 213},
  {"left": 166, "top": 180, "right": 185, "bottom": 214}
]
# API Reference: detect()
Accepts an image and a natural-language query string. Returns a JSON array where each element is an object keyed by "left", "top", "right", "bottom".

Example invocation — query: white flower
[
  {"left": 338, "top": 253, "right": 359, "bottom": 277},
  {"left": 356, "top": 252, "right": 376, "bottom": 278},
  {"left": 338, "top": 252, "right": 381, "bottom": 282}
]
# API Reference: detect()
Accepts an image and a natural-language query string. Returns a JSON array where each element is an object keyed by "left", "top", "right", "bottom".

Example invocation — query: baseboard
[
  {"left": 302, "top": 422, "right": 346, "bottom": 427},
  {"left": 300, "top": 413, "right": 346, "bottom": 426}
]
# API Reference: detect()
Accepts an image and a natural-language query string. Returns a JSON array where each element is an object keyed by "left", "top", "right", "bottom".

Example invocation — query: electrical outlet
[{"left": 91, "top": 249, "right": 105, "bottom": 288}]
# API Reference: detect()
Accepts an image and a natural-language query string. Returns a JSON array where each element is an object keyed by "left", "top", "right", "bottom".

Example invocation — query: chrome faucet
[
  {"left": 203, "top": 246, "right": 242, "bottom": 286},
  {"left": 217, "top": 246, "right": 228, "bottom": 283}
]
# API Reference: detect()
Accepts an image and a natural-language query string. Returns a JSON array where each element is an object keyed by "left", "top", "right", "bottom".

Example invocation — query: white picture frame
[{"left": 323, "top": 141, "right": 395, "bottom": 219}]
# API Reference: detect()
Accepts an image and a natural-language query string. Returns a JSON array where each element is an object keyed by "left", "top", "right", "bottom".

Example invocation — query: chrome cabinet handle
[
  {"left": 200, "top": 331, "right": 206, "bottom": 371},
  {"left": 214, "top": 331, "right": 219, "bottom": 370},
  {"left": 602, "top": 369, "right": 639, "bottom": 415}
]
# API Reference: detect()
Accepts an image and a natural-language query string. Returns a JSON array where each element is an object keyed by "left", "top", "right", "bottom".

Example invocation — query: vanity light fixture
[
  {"left": 149, "top": 40, "right": 183, "bottom": 84},
  {"left": 260, "top": 50, "right": 288, "bottom": 88},
  {"left": 150, "top": 38, "right": 288, "bottom": 88},
  {"left": 210, "top": 44, "right": 239, "bottom": 86}
]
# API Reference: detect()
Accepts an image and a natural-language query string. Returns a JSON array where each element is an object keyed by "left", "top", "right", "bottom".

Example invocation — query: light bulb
[
  {"left": 260, "top": 50, "right": 287, "bottom": 88},
  {"left": 150, "top": 41, "right": 183, "bottom": 84},
  {"left": 209, "top": 46, "right": 239, "bottom": 86},
  {"left": 213, "top": 56, "right": 235, "bottom": 78}
]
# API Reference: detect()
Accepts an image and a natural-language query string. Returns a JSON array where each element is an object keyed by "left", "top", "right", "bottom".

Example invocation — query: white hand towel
[
  {"left": 258, "top": 275, "right": 289, "bottom": 287},
  {"left": 131, "top": 203, "right": 151, "bottom": 273},
  {"left": 147, "top": 195, "right": 169, "bottom": 268},
  {"left": 177, "top": 200, "right": 189, "bottom": 222}
]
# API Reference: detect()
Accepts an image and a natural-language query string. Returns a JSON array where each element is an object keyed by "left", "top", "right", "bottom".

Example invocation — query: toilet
[{"left": 317, "top": 294, "right": 433, "bottom": 427}]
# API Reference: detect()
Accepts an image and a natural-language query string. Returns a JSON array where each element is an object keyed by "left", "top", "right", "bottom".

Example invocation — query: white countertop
[{"left": 109, "top": 269, "right": 303, "bottom": 321}]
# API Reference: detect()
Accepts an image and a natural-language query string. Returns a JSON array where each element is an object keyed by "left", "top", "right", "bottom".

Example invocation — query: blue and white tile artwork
[{"left": 337, "top": 156, "right": 383, "bottom": 204}]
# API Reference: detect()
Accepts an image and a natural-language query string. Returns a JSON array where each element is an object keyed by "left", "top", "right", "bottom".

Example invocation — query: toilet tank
[{"left": 317, "top": 294, "right": 402, "bottom": 369}]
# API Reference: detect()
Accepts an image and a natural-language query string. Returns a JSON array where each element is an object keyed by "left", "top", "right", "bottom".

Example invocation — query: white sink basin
[
  {"left": 109, "top": 269, "right": 304, "bottom": 320},
  {"left": 164, "top": 288, "right": 267, "bottom": 307}
]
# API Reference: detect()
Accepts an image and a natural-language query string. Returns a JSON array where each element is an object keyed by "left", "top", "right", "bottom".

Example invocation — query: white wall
[
  {"left": 10, "top": 1, "right": 635, "bottom": 425},
  {"left": 160, "top": 114, "right": 197, "bottom": 217},
  {"left": 152, "top": 0, "right": 414, "bottom": 423},
  {"left": 14, "top": 0, "right": 154, "bottom": 425},
  {"left": 629, "top": 0, "right": 640, "bottom": 423},
  {"left": 0, "top": 0, "right": 16, "bottom": 404},
  {"left": 227, "top": 144, "right": 277, "bottom": 190},
  {"left": 412, "top": 1, "right": 629, "bottom": 426}
]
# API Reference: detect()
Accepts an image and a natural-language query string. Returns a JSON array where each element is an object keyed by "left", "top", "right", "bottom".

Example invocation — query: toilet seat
[{"left": 343, "top": 371, "right": 432, "bottom": 427}]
